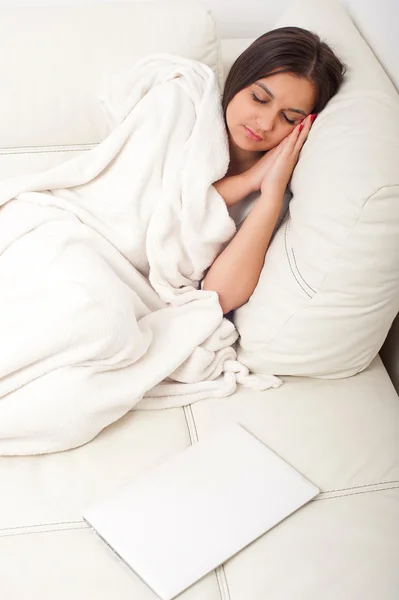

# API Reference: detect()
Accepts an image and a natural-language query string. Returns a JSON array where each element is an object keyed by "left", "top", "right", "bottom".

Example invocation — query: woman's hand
[
  {"left": 260, "top": 114, "right": 314, "bottom": 197},
  {"left": 244, "top": 142, "right": 284, "bottom": 193}
]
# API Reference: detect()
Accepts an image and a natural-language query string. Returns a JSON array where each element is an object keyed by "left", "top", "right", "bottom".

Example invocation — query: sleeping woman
[{"left": 203, "top": 26, "right": 345, "bottom": 314}]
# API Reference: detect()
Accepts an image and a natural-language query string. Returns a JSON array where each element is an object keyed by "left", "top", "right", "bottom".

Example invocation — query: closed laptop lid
[{"left": 84, "top": 422, "right": 319, "bottom": 600}]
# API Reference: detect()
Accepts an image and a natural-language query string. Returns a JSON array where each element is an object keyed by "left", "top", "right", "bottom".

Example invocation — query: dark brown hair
[{"left": 222, "top": 26, "right": 346, "bottom": 115}]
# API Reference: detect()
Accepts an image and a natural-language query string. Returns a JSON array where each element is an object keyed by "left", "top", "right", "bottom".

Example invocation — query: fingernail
[
  {"left": 299, "top": 123, "right": 304, "bottom": 132},
  {"left": 310, "top": 113, "right": 318, "bottom": 124}
]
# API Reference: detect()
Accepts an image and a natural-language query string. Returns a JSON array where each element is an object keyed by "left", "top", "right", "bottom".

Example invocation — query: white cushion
[
  {"left": 234, "top": 0, "right": 399, "bottom": 378},
  {"left": 1, "top": 357, "right": 398, "bottom": 598},
  {"left": 0, "top": 0, "right": 221, "bottom": 179}
]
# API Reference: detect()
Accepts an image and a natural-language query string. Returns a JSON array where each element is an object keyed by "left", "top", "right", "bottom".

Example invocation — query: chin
[
  {"left": 234, "top": 135, "right": 267, "bottom": 152},
  {"left": 238, "top": 140, "right": 272, "bottom": 153}
]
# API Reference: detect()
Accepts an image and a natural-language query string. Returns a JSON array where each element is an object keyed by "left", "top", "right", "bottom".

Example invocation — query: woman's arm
[
  {"left": 202, "top": 188, "right": 282, "bottom": 315},
  {"left": 204, "top": 116, "right": 313, "bottom": 315},
  {"left": 213, "top": 172, "right": 255, "bottom": 207}
]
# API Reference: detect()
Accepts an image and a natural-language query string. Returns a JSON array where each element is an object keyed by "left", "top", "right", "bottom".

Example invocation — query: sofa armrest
[{"left": 380, "top": 313, "right": 399, "bottom": 395}]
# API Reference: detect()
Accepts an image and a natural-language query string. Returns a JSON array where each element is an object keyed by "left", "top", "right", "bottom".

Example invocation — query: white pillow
[{"left": 234, "top": 0, "right": 399, "bottom": 378}]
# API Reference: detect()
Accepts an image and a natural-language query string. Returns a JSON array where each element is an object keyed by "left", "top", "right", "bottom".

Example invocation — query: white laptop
[{"left": 83, "top": 422, "right": 319, "bottom": 600}]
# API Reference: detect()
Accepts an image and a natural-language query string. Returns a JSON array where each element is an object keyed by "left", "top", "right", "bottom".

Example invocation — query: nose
[{"left": 257, "top": 110, "right": 276, "bottom": 134}]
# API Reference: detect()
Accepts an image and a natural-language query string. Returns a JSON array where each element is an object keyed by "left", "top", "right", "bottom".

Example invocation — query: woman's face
[{"left": 225, "top": 72, "right": 316, "bottom": 154}]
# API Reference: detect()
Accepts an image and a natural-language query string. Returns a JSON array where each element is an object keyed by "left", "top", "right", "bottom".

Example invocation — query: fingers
[
  {"left": 271, "top": 130, "right": 294, "bottom": 157},
  {"left": 268, "top": 112, "right": 316, "bottom": 158},
  {"left": 264, "top": 137, "right": 288, "bottom": 164},
  {"left": 282, "top": 117, "right": 309, "bottom": 151},
  {"left": 277, "top": 117, "right": 307, "bottom": 155},
  {"left": 294, "top": 113, "right": 316, "bottom": 153}
]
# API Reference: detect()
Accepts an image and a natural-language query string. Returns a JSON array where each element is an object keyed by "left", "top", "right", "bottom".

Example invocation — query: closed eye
[
  {"left": 282, "top": 114, "right": 296, "bottom": 125},
  {"left": 251, "top": 92, "right": 297, "bottom": 126},
  {"left": 251, "top": 92, "right": 268, "bottom": 105}
]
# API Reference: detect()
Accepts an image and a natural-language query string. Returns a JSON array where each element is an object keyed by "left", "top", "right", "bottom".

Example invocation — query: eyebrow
[{"left": 254, "top": 82, "right": 307, "bottom": 117}]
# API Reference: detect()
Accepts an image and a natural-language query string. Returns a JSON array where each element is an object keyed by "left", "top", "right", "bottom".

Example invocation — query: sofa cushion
[
  {"left": 0, "top": 357, "right": 398, "bottom": 599},
  {"left": 0, "top": 0, "right": 221, "bottom": 179},
  {"left": 0, "top": 529, "right": 223, "bottom": 600},
  {"left": 234, "top": 0, "right": 399, "bottom": 378},
  {"left": 1, "top": 356, "right": 396, "bottom": 529}
]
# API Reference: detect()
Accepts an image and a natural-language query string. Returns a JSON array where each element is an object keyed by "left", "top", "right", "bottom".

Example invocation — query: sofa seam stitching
[
  {"left": 221, "top": 564, "right": 232, "bottom": 600},
  {"left": 183, "top": 405, "right": 194, "bottom": 444},
  {"left": 0, "top": 519, "right": 84, "bottom": 532},
  {"left": 185, "top": 406, "right": 230, "bottom": 600},
  {"left": 312, "top": 484, "right": 399, "bottom": 501},
  {"left": 284, "top": 218, "right": 312, "bottom": 298},
  {"left": 215, "top": 566, "right": 231, "bottom": 600},
  {"left": 1, "top": 485, "right": 398, "bottom": 539},
  {"left": 215, "top": 572, "right": 224, "bottom": 600},
  {"left": 322, "top": 480, "right": 399, "bottom": 493},
  {"left": 0, "top": 525, "right": 87, "bottom": 538},
  {"left": 287, "top": 217, "right": 316, "bottom": 295},
  {"left": 0, "top": 145, "right": 96, "bottom": 155},
  {"left": 3, "top": 481, "right": 397, "bottom": 534},
  {"left": 291, "top": 248, "right": 316, "bottom": 294}
]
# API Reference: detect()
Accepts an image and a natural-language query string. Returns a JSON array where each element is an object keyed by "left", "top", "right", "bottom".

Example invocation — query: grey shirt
[{"left": 227, "top": 187, "right": 292, "bottom": 234}]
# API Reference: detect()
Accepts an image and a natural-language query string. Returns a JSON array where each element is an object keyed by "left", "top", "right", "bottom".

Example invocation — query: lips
[{"left": 244, "top": 126, "right": 263, "bottom": 141}]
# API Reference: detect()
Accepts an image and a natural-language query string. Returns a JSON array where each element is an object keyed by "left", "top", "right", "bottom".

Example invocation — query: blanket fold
[{"left": 0, "top": 54, "right": 281, "bottom": 456}]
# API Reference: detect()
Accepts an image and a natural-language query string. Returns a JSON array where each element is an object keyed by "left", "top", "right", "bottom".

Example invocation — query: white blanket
[{"left": 0, "top": 54, "right": 281, "bottom": 455}]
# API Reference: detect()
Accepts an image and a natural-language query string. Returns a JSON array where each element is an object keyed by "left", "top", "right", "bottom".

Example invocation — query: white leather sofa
[{"left": 0, "top": 2, "right": 398, "bottom": 599}]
